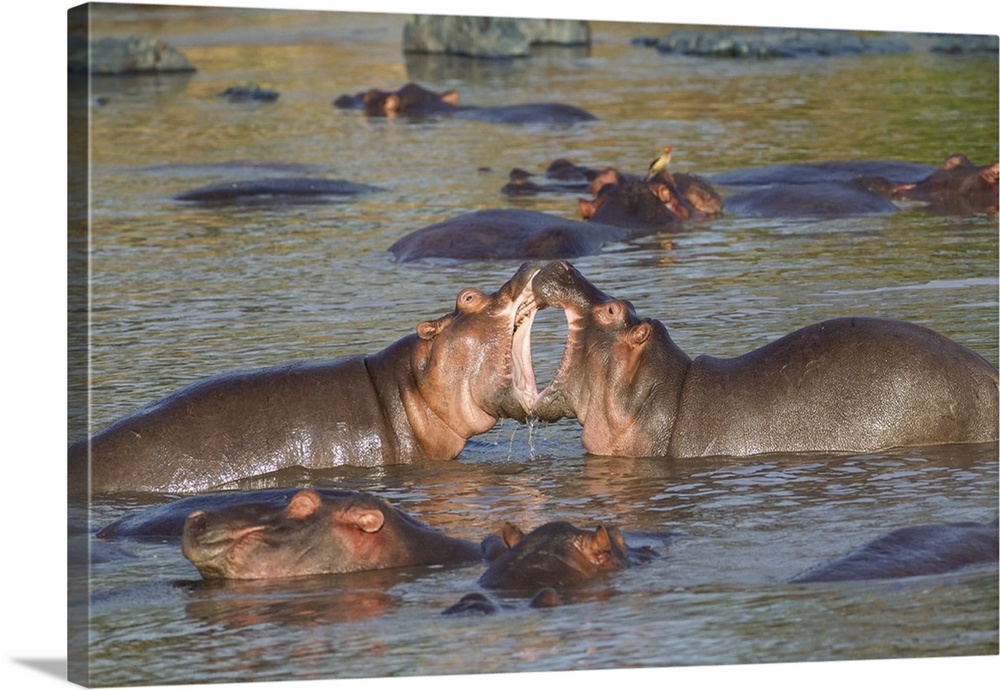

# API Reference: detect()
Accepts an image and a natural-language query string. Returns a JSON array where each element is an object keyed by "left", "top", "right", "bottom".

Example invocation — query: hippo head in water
[
  {"left": 411, "top": 262, "right": 543, "bottom": 432},
  {"left": 529, "top": 260, "right": 688, "bottom": 455},
  {"left": 478, "top": 521, "right": 633, "bottom": 590},
  {"left": 181, "top": 489, "right": 481, "bottom": 580}
]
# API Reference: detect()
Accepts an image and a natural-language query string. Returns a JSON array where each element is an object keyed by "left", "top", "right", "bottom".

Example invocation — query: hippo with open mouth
[
  {"left": 528, "top": 261, "right": 999, "bottom": 458},
  {"left": 70, "top": 264, "right": 546, "bottom": 494}
]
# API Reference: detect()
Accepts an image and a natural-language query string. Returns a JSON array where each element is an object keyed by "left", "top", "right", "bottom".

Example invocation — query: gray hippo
[
  {"left": 389, "top": 209, "right": 633, "bottom": 262},
  {"left": 70, "top": 264, "right": 544, "bottom": 494},
  {"left": 179, "top": 489, "right": 483, "bottom": 580},
  {"left": 530, "top": 261, "right": 999, "bottom": 457},
  {"left": 722, "top": 179, "right": 899, "bottom": 218},
  {"left": 333, "top": 82, "right": 596, "bottom": 125},
  {"left": 173, "top": 177, "right": 382, "bottom": 205},
  {"left": 790, "top": 519, "right": 999, "bottom": 583}
]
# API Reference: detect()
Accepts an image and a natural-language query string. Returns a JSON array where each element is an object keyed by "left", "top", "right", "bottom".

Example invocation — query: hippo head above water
[
  {"left": 414, "top": 261, "right": 543, "bottom": 429},
  {"left": 478, "top": 521, "right": 634, "bottom": 590},
  {"left": 527, "top": 261, "right": 999, "bottom": 458},
  {"left": 181, "top": 489, "right": 482, "bottom": 580}
]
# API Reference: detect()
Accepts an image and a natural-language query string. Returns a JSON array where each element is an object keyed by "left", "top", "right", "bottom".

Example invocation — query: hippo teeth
[{"left": 514, "top": 295, "right": 542, "bottom": 331}]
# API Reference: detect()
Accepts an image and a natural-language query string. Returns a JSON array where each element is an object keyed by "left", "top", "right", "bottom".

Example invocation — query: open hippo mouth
[
  {"left": 507, "top": 262, "right": 589, "bottom": 420},
  {"left": 510, "top": 277, "right": 543, "bottom": 413}
]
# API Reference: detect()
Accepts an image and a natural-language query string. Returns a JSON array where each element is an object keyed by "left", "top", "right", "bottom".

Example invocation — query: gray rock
[
  {"left": 68, "top": 35, "right": 195, "bottom": 74},
  {"left": 403, "top": 15, "right": 589, "bottom": 59},
  {"left": 642, "top": 28, "right": 912, "bottom": 58}
]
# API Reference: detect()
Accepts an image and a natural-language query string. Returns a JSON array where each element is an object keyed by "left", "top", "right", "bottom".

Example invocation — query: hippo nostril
[{"left": 185, "top": 510, "right": 208, "bottom": 533}]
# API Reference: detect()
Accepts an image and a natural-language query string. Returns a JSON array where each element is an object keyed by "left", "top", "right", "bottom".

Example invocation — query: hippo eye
[{"left": 457, "top": 289, "right": 487, "bottom": 313}]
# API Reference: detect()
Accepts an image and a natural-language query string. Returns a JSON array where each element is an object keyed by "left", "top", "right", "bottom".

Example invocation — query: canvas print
[{"left": 67, "top": 2, "right": 998, "bottom": 687}]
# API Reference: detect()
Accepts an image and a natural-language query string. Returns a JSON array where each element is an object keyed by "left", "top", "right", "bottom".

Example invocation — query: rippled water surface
[{"left": 71, "top": 6, "right": 998, "bottom": 686}]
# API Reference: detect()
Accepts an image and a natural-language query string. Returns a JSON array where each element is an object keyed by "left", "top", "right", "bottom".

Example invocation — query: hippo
[
  {"left": 388, "top": 209, "right": 633, "bottom": 262},
  {"left": 790, "top": 519, "right": 999, "bottom": 583},
  {"left": 501, "top": 159, "right": 599, "bottom": 196},
  {"left": 891, "top": 153, "right": 999, "bottom": 214},
  {"left": 180, "top": 489, "right": 483, "bottom": 580},
  {"left": 173, "top": 177, "right": 383, "bottom": 204},
  {"left": 70, "top": 264, "right": 543, "bottom": 494},
  {"left": 530, "top": 261, "right": 999, "bottom": 458},
  {"left": 333, "top": 82, "right": 596, "bottom": 125},
  {"left": 218, "top": 83, "right": 279, "bottom": 103},
  {"left": 478, "top": 521, "right": 658, "bottom": 590},
  {"left": 722, "top": 179, "right": 899, "bottom": 218},
  {"left": 579, "top": 170, "right": 684, "bottom": 228},
  {"left": 706, "top": 160, "right": 937, "bottom": 187},
  {"left": 441, "top": 588, "right": 563, "bottom": 615}
]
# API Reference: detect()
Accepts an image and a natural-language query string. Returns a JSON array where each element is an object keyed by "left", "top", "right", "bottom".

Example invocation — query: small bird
[{"left": 645, "top": 146, "right": 673, "bottom": 181}]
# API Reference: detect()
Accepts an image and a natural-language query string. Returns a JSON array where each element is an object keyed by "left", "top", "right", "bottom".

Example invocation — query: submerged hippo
[
  {"left": 389, "top": 209, "right": 633, "bottom": 262},
  {"left": 478, "top": 521, "right": 658, "bottom": 590},
  {"left": 578, "top": 168, "right": 722, "bottom": 228},
  {"left": 501, "top": 159, "right": 600, "bottom": 196},
  {"left": 723, "top": 179, "right": 899, "bottom": 218},
  {"left": 70, "top": 264, "right": 543, "bottom": 494},
  {"left": 891, "top": 153, "right": 999, "bottom": 214},
  {"left": 180, "top": 489, "right": 483, "bottom": 580},
  {"left": 790, "top": 519, "right": 999, "bottom": 583},
  {"left": 173, "top": 177, "right": 383, "bottom": 204},
  {"left": 530, "top": 261, "right": 999, "bottom": 457},
  {"left": 333, "top": 82, "right": 595, "bottom": 125}
]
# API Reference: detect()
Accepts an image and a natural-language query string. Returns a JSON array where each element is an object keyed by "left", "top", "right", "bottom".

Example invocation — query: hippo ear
[
  {"left": 591, "top": 525, "right": 612, "bottom": 552},
  {"left": 500, "top": 522, "right": 525, "bottom": 549},
  {"left": 345, "top": 506, "right": 385, "bottom": 533},
  {"left": 981, "top": 163, "right": 999, "bottom": 185},
  {"left": 285, "top": 490, "right": 323, "bottom": 519},
  {"left": 578, "top": 198, "right": 596, "bottom": 219},
  {"left": 629, "top": 322, "right": 652, "bottom": 347},
  {"left": 441, "top": 90, "right": 459, "bottom": 105},
  {"left": 383, "top": 94, "right": 401, "bottom": 115},
  {"left": 417, "top": 317, "right": 448, "bottom": 341}
]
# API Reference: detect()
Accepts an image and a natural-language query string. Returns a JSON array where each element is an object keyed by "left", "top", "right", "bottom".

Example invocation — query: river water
[{"left": 70, "top": 5, "right": 998, "bottom": 687}]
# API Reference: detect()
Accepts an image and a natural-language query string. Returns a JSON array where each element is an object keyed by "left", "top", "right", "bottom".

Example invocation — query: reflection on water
[{"left": 78, "top": 5, "right": 998, "bottom": 686}]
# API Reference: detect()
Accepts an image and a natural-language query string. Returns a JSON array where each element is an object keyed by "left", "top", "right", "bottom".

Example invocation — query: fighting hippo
[
  {"left": 173, "top": 177, "right": 382, "bottom": 204},
  {"left": 790, "top": 519, "right": 999, "bottom": 583},
  {"left": 530, "top": 261, "right": 999, "bottom": 457},
  {"left": 891, "top": 153, "right": 999, "bottom": 214},
  {"left": 180, "top": 489, "right": 483, "bottom": 580},
  {"left": 70, "top": 264, "right": 543, "bottom": 494},
  {"left": 388, "top": 209, "right": 633, "bottom": 262},
  {"left": 333, "top": 82, "right": 596, "bottom": 125}
]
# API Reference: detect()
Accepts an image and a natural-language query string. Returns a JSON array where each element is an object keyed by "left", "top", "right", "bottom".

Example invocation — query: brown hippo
[
  {"left": 790, "top": 519, "right": 998, "bottom": 583},
  {"left": 891, "top": 153, "right": 999, "bottom": 214},
  {"left": 180, "top": 489, "right": 483, "bottom": 580},
  {"left": 388, "top": 209, "right": 633, "bottom": 262},
  {"left": 477, "top": 521, "right": 658, "bottom": 590},
  {"left": 579, "top": 168, "right": 723, "bottom": 228},
  {"left": 530, "top": 261, "right": 999, "bottom": 458},
  {"left": 333, "top": 82, "right": 596, "bottom": 125},
  {"left": 70, "top": 264, "right": 544, "bottom": 494}
]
